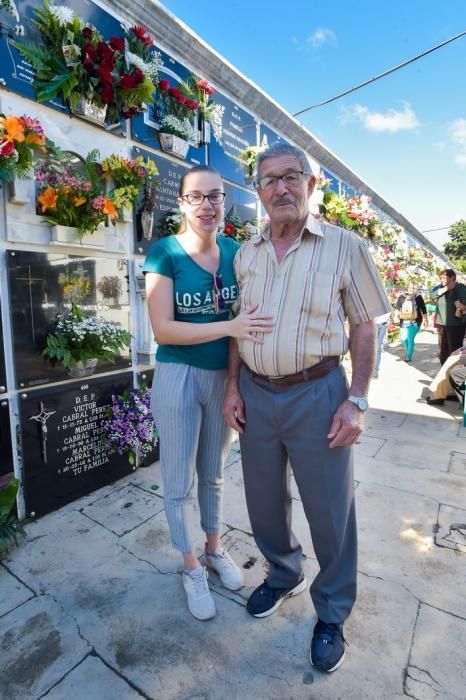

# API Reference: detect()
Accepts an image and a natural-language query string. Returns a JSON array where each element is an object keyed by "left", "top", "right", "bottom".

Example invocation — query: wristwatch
[{"left": 347, "top": 395, "right": 369, "bottom": 412}]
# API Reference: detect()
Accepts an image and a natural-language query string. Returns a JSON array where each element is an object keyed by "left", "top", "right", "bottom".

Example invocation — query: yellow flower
[
  {"left": 0, "top": 114, "right": 25, "bottom": 143},
  {"left": 73, "top": 196, "right": 86, "bottom": 207},
  {"left": 37, "top": 188, "right": 58, "bottom": 213},
  {"left": 102, "top": 197, "right": 117, "bottom": 218}
]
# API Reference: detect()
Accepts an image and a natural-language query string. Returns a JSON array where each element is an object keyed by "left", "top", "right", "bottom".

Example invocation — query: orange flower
[
  {"left": 0, "top": 115, "right": 25, "bottom": 143},
  {"left": 25, "top": 131, "right": 46, "bottom": 146},
  {"left": 73, "top": 196, "right": 86, "bottom": 207},
  {"left": 37, "top": 188, "right": 58, "bottom": 213},
  {"left": 102, "top": 197, "right": 117, "bottom": 218},
  {"left": 60, "top": 185, "right": 72, "bottom": 194}
]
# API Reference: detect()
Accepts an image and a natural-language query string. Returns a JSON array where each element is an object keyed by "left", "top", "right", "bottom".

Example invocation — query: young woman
[
  {"left": 144, "top": 166, "right": 273, "bottom": 620},
  {"left": 395, "top": 283, "right": 427, "bottom": 362}
]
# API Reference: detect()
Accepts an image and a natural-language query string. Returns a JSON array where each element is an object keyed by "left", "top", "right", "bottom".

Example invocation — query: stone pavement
[{"left": 1, "top": 329, "right": 465, "bottom": 700}]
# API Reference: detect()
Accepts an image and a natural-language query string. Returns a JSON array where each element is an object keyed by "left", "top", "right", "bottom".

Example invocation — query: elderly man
[
  {"left": 434, "top": 269, "right": 466, "bottom": 364},
  {"left": 223, "top": 143, "right": 390, "bottom": 672}
]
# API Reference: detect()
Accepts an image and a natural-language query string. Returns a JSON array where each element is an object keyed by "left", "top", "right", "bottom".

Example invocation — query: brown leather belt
[{"left": 245, "top": 356, "right": 340, "bottom": 387}]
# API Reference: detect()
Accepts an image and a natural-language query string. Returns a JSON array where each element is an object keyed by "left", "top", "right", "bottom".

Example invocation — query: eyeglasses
[
  {"left": 213, "top": 273, "right": 225, "bottom": 313},
  {"left": 180, "top": 192, "right": 226, "bottom": 206},
  {"left": 255, "top": 170, "right": 309, "bottom": 191}
]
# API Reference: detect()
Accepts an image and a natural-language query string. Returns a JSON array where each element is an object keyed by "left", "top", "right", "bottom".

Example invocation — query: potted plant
[
  {"left": 97, "top": 275, "right": 123, "bottom": 304},
  {"left": 101, "top": 154, "right": 158, "bottom": 222},
  {"left": 237, "top": 145, "right": 265, "bottom": 183},
  {"left": 102, "top": 386, "right": 158, "bottom": 466},
  {"left": 36, "top": 147, "right": 118, "bottom": 244},
  {"left": 13, "top": 2, "right": 160, "bottom": 125},
  {"left": 0, "top": 475, "right": 26, "bottom": 557},
  {"left": 183, "top": 74, "right": 225, "bottom": 145},
  {"left": 0, "top": 113, "right": 47, "bottom": 201},
  {"left": 155, "top": 79, "right": 199, "bottom": 158},
  {"left": 43, "top": 303, "right": 132, "bottom": 378}
]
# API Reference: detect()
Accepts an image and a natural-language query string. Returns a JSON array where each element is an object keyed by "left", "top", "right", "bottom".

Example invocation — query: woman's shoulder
[{"left": 218, "top": 235, "right": 240, "bottom": 256}]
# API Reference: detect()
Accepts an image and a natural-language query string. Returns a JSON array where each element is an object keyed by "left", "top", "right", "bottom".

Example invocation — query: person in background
[
  {"left": 395, "top": 283, "right": 427, "bottom": 362},
  {"left": 372, "top": 311, "right": 391, "bottom": 378},
  {"left": 144, "top": 165, "right": 273, "bottom": 621},
  {"left": 426, "top": 343, "right": 466, "bottom": 405},
  {"left": 223, "top": 143, "right": 391, "bottom": 673},
  {"left": 433, "top": 269, "right": 466, "bottom": 364}
]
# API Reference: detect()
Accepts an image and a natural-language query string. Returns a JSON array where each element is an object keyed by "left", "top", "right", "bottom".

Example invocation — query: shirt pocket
[{"left": 305, "top": 271, "right": 342, "bottom": 323}]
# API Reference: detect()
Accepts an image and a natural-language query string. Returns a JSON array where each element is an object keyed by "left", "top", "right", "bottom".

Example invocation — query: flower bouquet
[
  {"left": 58, "top": 272, "right": 92, "bottom": 304},
  {"left": 223, "top": 205, "right": 258, "bottom": 243},
  {"left": 155, "top": 79, "right": 200, "bottom": 144},
  {"left": 183, "top": 74, "right": 225, "bottom": 144},
  {"left": 97, "top": 275, "right": 123, "bottom": 301},
  {"left": 13, "top": 2, "right": 159, "bottom": 123},
  {"left": 0, "top": 113, "right": 46, "bottom": 183},
  {"left": 315, "top": 171, "right": 333, "bottom": 191},
  {"left": 43, "top": 303, "right": 132, "bottom": 375},
  {"left": 101, "top": 154, "right": 158, "bottom": 215},
  {"left": 237, "top": 145, "right": 266, "bottom": 182},
  {"left": 102, "top": 386, "right": 158, "bottom": 466},
  {"left": 0, "top": 474, "right": 26, "bottom": 557},
  {"left": 36, "top": 148, "right": 118, "bottom": 237}
]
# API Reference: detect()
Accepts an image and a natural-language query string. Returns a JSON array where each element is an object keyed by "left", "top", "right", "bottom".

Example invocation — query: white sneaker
[
  {"left": 182, "top": 567, "right": 216, "bottom": 620},
  {"left": 204, "top": 547, "right": 244, "bottom": 590}
]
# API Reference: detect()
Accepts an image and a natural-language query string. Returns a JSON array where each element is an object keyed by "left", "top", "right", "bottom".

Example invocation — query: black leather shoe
[
  {"left": 310, "top": 619, "right": 346, "bottom": 672},
  {"left": 426, "top": 396, "right": 444, "bottom": 405},
  {"left": 246, "top": 577, "right": 307, "bottom": 618}
]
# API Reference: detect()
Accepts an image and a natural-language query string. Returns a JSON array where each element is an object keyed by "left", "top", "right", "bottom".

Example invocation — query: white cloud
[
  {"left": 340, "top": 102, "right": 420, "bottom": 133},
  {"left": 449, "top": 118, "right": 466, "bottom": 145},
  {"left": 449, "top": 118, "right": 466, "bottom": 167},
  {"left": 307, "top": 27, "right": 337, "bottom": 49}
]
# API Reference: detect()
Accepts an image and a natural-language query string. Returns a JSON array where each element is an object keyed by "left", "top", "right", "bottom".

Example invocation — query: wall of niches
[{"left": 0, "top": 0, "right": 290, "bottom": 518}]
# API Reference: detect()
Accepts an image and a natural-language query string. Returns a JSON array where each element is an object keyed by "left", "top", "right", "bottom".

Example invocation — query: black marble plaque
[
  {"left": 0, "top": 400, "right": 13, "bottom": 477},
  {"left": 20, "top": 372, "right": 134, "bottom": 516},
  {"left": 137, "top": 368, "right": 159, "bottom": 465},
  {"left": 0, "top": 298, "right": 7, "bottom": 393},
  {"left": 131, "top": 48, "right": 207, "bottom": 167},
  {"left": 7, "top": 250, "right": 131, "bottom": 388},
  {"left": 209, "top": 94, "right": 257, "bottom": 187}
]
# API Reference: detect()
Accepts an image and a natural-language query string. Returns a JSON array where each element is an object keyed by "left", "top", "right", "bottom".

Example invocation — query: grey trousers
[
  {"left": 239, "top": 365, "right": 357, "bottom": 623},
  {"left": 152, "top": 362, "right": 232, "bottom": 551}
]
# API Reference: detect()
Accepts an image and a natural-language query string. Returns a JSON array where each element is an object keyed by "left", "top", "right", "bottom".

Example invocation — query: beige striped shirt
[{"left": 233, "top": 214, "right": 391, "bottom": 376}]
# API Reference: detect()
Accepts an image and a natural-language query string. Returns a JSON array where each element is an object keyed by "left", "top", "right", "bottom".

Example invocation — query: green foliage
[
  {"left": 0, "top": 475, "right": 26, "bottom": 558},
  {"left": 444, "top": 220, "right": 466, "bottom": 262}
]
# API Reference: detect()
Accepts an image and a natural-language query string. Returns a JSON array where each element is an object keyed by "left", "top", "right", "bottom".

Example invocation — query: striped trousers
[{"left": 151, "top": 362, "right": 232, "bottom": 551}]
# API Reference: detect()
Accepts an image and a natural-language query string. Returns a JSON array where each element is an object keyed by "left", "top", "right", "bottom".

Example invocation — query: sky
[{"left": 158, "top": 0, "right": 466, "bottom": 253}]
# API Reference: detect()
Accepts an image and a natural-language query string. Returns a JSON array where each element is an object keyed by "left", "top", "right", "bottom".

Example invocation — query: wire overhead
[{"left": 292, "top": 30, "right": 466, "bottom": 118}]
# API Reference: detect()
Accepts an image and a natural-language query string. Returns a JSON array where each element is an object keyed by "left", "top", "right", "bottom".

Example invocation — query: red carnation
[
  {"left": 197, "top": 79, "right": 209, "bottom": 90},
  {"left": 110, "top": 36, "right": 125, "bottom": 52},
  {"left": 224, "top": 223, "right": 235, "bottom": 236},
  {"left": 101, "top": 84, "right": 115, "bottom": 104},
  {"left": 169, "top": 87, "right": 181, "bottom": 98},
  {"left": 82, "top": 57, "right": 94, "bottom": 73},
  {"left": 0, "top": 140, "right": 15, "bottom": 156},
  {"left": 120, "top": 73, "right": 136, "bottom": 90},
  {"left": 188, "top": 99, "right": 199, "bottom": 110},
  {"left": 132, "top": 67, "right": 144, "bottom": 85},
  {"left": 82, "top": 43, "right": 97, "bottom": 61},
  {"left": 176, "top": 94, "right": 187, "bottom": 105},
  {"left": 97, "top": 41, "right": 114, "bottom": 63},
  {"left": 206, "top": 86, "right": 214, "bottom": 96},
  {"left": 98, "top": 66, "right": 114, "bottom": 85},
  {"left": 159, "top": 79, "right": 170, "bottom": 91},
  {"left": 131, "top": 25, "right": 153, "bottom": 46},
  {"left": 82, "top": 27, "right": 93, "bottom": 39}
]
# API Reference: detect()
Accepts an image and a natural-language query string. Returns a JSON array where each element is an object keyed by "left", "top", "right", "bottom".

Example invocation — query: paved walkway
[{"left": 1, "top": 330, "right": 465, "bottom": 700}]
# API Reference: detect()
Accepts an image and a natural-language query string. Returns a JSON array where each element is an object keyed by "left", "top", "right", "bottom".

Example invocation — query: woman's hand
[{"left": 228, "top": 305, "right": 274, "bottom": 343}]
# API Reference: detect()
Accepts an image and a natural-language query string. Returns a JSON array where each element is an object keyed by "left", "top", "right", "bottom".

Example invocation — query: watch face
[{"left": 358, "top": 398, "right": 369, "bottom": 411}]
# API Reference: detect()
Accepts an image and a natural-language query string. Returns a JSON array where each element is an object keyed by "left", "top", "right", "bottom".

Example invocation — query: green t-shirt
[{"left": 143, "top": 235, "right": 240, "bottom": 369}]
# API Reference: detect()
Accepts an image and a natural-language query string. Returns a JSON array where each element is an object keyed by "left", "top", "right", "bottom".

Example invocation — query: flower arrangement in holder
[
  {"left": 36, "top": 147, "right": 118, "bottom": 237},
  {"left": 102, "top": 385, "right": 158, "bottom": 466},
  {"left": 0, "top": 474, "right": 26, "bottom": 557},
  {"left": 315, "top": 171, "right": 333, "bottom": 191},
  {"left": 237, "top": 145, "right": 266, "bottom": 182},
  {"left": 43, "top": 303, "right": 132, "bottom": 376},
  {"left": 101, "top": 154, "right": 158, "bottom": 216},
  {"left": 97, "top": 275, "right": 123, "bottom": 301},
  {"left": 320, "top": 191, "right": 380, "bottom": 238},
  {"left": 183, "top": 74, "right": 225, "bottom": 144},
  {"left": 58, "top": 271, "right": 92, "bottom": 304},
  {"left": 223, "top": 205, "right": 258, "bottom": 243},
  {"left": 0, "top": 113, "right": 46, "bottom": 183},
  {"left": 13, "top": 2, "right": 159, "bottom": 124},
  {"left": 155, "top": 79, "right": 199, "bottom": 151}
]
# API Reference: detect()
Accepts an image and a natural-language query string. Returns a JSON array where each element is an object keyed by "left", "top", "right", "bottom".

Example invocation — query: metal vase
[
  {"left": 71, "top": 97, "right": 107, "bottom": 126},
  {"left": 158, "top": 133, "right": 190, "bottom": 159},
  {"left": 68, "top": 359, "right": 98, "bottom": 378}
]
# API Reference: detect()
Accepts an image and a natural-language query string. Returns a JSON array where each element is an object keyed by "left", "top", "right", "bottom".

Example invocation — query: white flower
[
  {"left": 0, "top": 0, "right": 20, "bottom": 22},
  {"left": 125, "top": 50, "right": 161, "bottom": 80},
  {"left": 160, "top": 115, "right": 199, "bottom": 143},
  {"left": 49, "top": 3, "right": 76, "bottom": 25},
  {"left": 209, "top": 104, "right": 224, "bottom": 144}
]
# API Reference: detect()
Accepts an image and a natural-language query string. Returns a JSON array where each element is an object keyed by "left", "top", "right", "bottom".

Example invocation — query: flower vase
[
  {"left": 198, "top": 117, "right": 211, "bottom": 145},
  {"left": 71, "top": 97, "right": 107, "bottom": 126},
  {"left": 141, "top": 210, "right": 154, "bottom": 240},
  {"left": 50, "top": 225, "right": 106, "bottom": 248},
  {"left": 122, "top": 205, "right": 133, "bottom": 223},
  {"left": 158, "top": 133, "right": 189, "bottom": 159},
  {"left": 8, "top": 173, "right": 33, "bottom": 204},
  {"left": 244, "top": 168, "right": 254, "bottom": 185},
  {"left": 69, "top": 358, "right": 98, "bottom": 378}
]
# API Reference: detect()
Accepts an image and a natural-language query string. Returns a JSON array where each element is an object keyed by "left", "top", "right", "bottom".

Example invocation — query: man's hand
[
  {"left": 223, "top": 379, "right": 246, "bottom": 433},
  {"left": 327, "top": 400, "right": 364, "bottom": 448}
]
